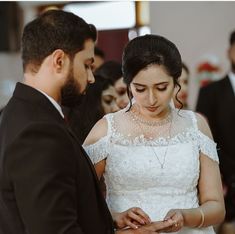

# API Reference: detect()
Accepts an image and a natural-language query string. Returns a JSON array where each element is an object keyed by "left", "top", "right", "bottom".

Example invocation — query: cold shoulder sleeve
[
  {"left": 83, "top": 136, "right": 110, "bottom": 164},
  {"left": 83, "top": 114, "right": 113, "bottom": 164},
  {"left": 192, "top": 112, "right": 219, "bottom": 163}
]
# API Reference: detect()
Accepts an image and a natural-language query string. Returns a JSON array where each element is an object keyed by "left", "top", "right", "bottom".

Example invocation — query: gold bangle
[{"left": 197, "top": 207, "right": 205, "bottom": 228}]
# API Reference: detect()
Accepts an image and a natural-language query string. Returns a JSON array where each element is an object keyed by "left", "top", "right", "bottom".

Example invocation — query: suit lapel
[
  {"left": 223, "top": 76, "right": 235, "bottom": 117},
  {"left": 65, "top": 126, "right": 102, "bottom": 185},
  {"left": 65, "top": 126, "right": 114, "bottom": 227}
]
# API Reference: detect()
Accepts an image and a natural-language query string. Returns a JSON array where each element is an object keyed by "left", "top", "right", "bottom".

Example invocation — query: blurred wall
[
  {"left": 0, "top": 53, "right": 22, "bottom": 108},
  {"left": 150, "top": 1, "right": 235, "bottom": 109}
]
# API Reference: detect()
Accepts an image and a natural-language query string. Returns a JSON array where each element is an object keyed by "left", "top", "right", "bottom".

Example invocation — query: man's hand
[
  {"left": 113, "top": 207, "right": 151, "bottom": 229},
  {"left": 115, "top": 219, "right": 175, "bottom": 234}
]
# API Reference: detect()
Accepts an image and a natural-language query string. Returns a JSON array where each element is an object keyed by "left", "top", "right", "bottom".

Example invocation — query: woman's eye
[
  {"left": 117, "top": 90, "right": 126, "bottom": 95},
  {"left": 103, "top": 98, "right": 113, "bottom": 105},
  {"left": 135, "top": 88, "right": 145, "bottom": 93},
  {"left": 104, "top": 100, "right": 112, "bottom": 104},
  {"left": 157, "top": 86, "right": 167, "bottom": 91}
]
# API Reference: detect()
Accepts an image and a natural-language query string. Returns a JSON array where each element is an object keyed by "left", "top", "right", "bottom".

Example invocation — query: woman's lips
[{"left": 146, "top": 106, "right": 158, "bottom": 112}]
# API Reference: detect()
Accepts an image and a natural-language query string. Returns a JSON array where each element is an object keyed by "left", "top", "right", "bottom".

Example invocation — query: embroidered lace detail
[
  {"left": 197, "top": 131, "right": 219, "bottom": 163},
  {"left": 83, "top": 136, "right": 109, "bottom": 164},
  {"left": 84, "top": 108, "right": 217, "bottom": 234}
]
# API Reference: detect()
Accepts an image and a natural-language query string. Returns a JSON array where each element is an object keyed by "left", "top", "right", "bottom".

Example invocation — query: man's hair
[
  {"left": 230, "top": 30, "right": 235, "bottom": 46},
  {"left": 22, "top": 10, "right": 97, "bottom": 72}
]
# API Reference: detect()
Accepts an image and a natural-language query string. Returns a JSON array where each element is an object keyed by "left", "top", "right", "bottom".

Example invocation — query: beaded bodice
[{"left": 84, "top": 108, "right": 218, "bottom": 233}]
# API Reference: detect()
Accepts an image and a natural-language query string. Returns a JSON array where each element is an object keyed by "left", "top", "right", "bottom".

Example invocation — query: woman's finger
[
  {"left": 131, "top": 207, "right": 151, "bottom": 223},
  {"left": 127, "top": 211, "right": 147, "bottom": 225},
  {"left": 124, "top": 218, "right": 139, "bottom": 229}
]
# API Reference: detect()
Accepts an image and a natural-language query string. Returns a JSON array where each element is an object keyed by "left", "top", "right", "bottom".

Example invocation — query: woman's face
[
  {"left": 101, "top": 85, "right": 120, "bottom": 114},
  {"left": 114, "top": 77, "right": 129, "bottom": 109},
  {"left": 130, "top": 64, "right": 174, "bottom": 119},
  {"left": 173, "top": 68, "right": 189, "bottom": 108}
]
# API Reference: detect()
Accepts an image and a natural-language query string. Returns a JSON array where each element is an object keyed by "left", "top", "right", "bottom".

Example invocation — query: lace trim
[
  {"left": 198, "top": 131, "right": 219, "bottom": 163},
  {"left": 83, "top": 126, "right": 219, "bottom": 164},
  {"left": 104, "top": 113, "right": 113, "bottom": 137},
  {"left": 83, "top": 135, "right": 109, "bottom": 164}
]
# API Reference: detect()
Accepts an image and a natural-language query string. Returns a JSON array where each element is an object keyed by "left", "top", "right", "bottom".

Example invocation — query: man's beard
[{"left": 61, "top": 69, "right": 86, "bottom": 108}]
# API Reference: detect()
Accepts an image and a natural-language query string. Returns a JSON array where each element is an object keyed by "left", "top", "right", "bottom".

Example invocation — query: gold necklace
[{"left": 130, "top": 108, "right": 173, "bottom": 169}]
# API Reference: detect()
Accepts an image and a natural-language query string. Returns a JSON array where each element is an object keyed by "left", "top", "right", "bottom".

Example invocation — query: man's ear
[{"left": 51, "top": 49, "right": 70, "bottom": 74}]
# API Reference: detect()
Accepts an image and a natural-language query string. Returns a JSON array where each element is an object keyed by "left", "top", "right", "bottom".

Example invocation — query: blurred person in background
[
  {"left": 95, "top": 61, "right": 129, "bottom": 109},
  {"left": 173, "top": 62, "right": 190, "bottom": 109},
  {"left": 91, "top": 46, "right": 105, "bottom": 72},
  {"left": 196, "top": 30, "right": 235, "bottom": 234},
  {"left": 67, "top": 74, "right": 119, "bottom": 143}
]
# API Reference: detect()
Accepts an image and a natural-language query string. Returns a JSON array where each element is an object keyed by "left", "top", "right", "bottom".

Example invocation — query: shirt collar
[
  {"left": 228, "top": 72, "right": 235, "bottom": 95},
  {"left": 36, "top": 89, "right": 64, "bottom": 118}
]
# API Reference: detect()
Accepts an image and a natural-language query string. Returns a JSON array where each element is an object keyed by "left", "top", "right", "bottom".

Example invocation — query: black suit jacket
[
  {"left": 0, "top": 83, "right": 114, "bottom": 234},
  {"left": 196, "top": 76, "right": 235, "bottom": 181}
]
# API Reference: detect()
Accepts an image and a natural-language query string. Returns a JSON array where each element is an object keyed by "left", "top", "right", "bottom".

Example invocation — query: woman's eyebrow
[{"left": 132, "top": 82, "right": 169, "bottom": 86}]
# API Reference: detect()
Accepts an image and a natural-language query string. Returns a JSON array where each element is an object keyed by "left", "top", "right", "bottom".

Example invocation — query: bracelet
[{"left": 197, "top": 207, "right": 205, "bottom": 228}]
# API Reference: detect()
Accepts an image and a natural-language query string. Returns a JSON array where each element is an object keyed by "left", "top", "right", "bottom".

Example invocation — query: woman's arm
[
  {"left": 182, "top": 153, "right": 225, "bottom": 228},
  {"left": 163, "top": 113, "right": 225, "bottom": 232},
  {"left": 84, "top": 118, "right": 108, "bottom": 179}
]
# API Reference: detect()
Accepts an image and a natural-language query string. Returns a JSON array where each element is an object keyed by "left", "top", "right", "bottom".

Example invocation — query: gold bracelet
[{"left": 197, "top": 207, "right": 205, "bottom": 228}]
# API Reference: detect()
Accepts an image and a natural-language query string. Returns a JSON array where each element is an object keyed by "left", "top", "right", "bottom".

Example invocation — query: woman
[
  {"left": 83, "top": 35, "right": 225, "bottom": 233},
  {"left": 67, "top": 74, "right": 119, "bottom": 143},
  {"left": 95, "top": 61, "right": 129, "bottom": 109}
]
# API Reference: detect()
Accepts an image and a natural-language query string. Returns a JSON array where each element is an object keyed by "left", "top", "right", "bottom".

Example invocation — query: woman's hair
[
  {"left": 122, "top": 34, "right": 183, "bottom": 109},
  {"left": 68, "top": 75, "right": 114, "bottom": 142},
  {"left": 95, "top": 61, "right": 122, "bottom": 84}
]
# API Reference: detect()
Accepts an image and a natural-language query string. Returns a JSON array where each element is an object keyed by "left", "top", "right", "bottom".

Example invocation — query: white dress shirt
[
  {"left": 228, "top": 71, "right": 235, "bottom": 95},
  {"left": 36, "top": 89, "right": 64, "bottom": 118}
]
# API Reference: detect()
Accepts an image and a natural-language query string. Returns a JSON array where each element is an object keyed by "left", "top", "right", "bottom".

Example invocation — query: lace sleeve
[
  {"left": 192, "top": 112, "right": 219, "bottom": 163},
  {"left": 83, "top": 114, "right": 113, "bottom": 164},
  {"left": 83, "top": 136, "right": 109, "bottom": 164},
  {"left": 197, "top": 131, "right": 219, "bottom": 163}
]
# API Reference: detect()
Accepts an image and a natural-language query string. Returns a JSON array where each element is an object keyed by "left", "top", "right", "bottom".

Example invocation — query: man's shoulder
[{"left": 202, "top": 76, "right": 228, "bottom": 90}]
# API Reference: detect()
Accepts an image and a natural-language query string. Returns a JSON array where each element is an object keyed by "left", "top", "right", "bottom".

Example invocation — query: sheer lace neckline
[{"left": 128, "top": 107, "right": 172, "bottom": 127}]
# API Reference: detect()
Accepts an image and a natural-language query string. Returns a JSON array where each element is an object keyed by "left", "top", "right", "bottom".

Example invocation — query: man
[
  {"left": 0, "top": 10, "right": 173, "bottom": 234},
  {"left": 196, "top": 30, "right": 235, "bottom": 222}
]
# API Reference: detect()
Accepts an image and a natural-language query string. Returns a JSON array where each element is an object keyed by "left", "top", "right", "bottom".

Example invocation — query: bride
[{"left": 83, "top": 34, "right": 225, "bottom": 233}]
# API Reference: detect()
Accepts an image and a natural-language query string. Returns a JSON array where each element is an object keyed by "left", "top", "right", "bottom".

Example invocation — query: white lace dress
[{"left": 84, "top": 108, "right": 219, "bottom": 234}]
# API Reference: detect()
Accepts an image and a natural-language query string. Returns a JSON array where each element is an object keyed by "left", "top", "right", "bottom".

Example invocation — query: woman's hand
[
  {"left": 115, "top": 219, "right": 176, "bottom": 234},
  {"left": 115, "top": 219, "right": 175, "bottom": 234},
  {"left": 113, "top": 207, "right": 151, "bottom": 229},
  {"left": 160, "top": 209, "right": 184, "bottom": 232}
]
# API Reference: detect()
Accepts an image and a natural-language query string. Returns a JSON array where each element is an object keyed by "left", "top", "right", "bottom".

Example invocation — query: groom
[{"left": 0, "top": 10, "right": 173, "bottom": 234}]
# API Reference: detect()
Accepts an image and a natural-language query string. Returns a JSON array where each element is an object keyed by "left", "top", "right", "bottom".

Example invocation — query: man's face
[{"left": 61, "top": 39, "right": 95, "bottom": 107}]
